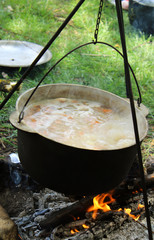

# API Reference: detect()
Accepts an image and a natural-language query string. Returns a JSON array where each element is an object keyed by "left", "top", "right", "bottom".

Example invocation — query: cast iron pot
[{"left": 10, "top": 84, "right": 148, "bottom": 195}]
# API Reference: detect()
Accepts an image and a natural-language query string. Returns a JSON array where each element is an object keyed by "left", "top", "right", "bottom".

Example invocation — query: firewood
[
  {"left": 39, "top": 196, "right": 94, "bottom": 229},
  {"left": 65, "top": 219, "right": 88, "bottom": 228},
  {"left": 39, "top": 174, "right": 153, "bottom": 229}
]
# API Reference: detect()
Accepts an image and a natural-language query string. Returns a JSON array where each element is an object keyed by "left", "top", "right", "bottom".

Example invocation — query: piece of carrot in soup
[{"left": 103, "top": 108, "right": 112, "bottom": 113}]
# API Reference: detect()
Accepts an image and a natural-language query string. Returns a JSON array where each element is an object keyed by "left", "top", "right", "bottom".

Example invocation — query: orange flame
[
  {"left": 87, "top": 192, "right": 115, "bottom": 219},
  {"left": 71, "top": 229, "right": 79, "bottom": 234},
  {"left": 124, "top": 203, "right": 145, "bottom": 221},
  {"left": 71, "top": 224, "right": 89, "bottom": 235},
  {"left": 82, "top": 224, "right": 89, "bottom": 229},
  {"left": 87, "top": 192, "right": 144, "bottom": 221},
  {"left": 138, "top": 203, "right": 145, "bottom": 210},
  {"left": 71, "top": 193, "right": 145, "bottom": 235},
  {"left": 124, "top": 208, "right": 140, "bottom": 221}
]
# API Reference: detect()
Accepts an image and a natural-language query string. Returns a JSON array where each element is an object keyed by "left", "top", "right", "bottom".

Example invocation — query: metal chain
[{"left": 94, "top": 0, "right": 104, "bottom": 44}]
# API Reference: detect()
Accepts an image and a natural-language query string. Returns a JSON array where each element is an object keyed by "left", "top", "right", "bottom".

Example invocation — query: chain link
[{"left": 94, "top": 0, "right": 104, "bottom": 44}]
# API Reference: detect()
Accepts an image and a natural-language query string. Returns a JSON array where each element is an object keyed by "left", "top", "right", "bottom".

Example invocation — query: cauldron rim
[{"left": 10, "top": 83, "right": 148, "bottom": 151}]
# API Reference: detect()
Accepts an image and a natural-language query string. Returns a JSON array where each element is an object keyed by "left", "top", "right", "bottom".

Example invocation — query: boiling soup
[{"left": 24, "top": 97, "right": 138, "bottom": 150}]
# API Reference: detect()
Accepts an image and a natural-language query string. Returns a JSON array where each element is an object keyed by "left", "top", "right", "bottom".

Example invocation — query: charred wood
[
  {"left": 39, "top": 174, "right": 153, "bottom": 229},
  {"left": 39, "top": 196, "right": 94, "bottom": 229}
]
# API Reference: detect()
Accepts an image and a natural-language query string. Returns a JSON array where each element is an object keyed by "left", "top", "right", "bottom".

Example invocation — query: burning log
[
  {"left": 65, "top": 219, "right": 89, "bottom": 228},
  {"left": 51, "top": 208, "right": 149, "bottom": 240},
  {"left": 39, "top": 173, "right": 154, "bottom": 229},
  {"left": 39, "top": 196, "right": 94, "bottom": 229}
]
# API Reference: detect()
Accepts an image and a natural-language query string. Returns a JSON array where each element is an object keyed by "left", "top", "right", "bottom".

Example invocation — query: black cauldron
[{"left": 10, "top": 84, "right": 148, "bottom": 195}]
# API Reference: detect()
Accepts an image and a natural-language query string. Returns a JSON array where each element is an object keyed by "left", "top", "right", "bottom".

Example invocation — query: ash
[{"left": 0, "top": 156, "right": 153, "bottom": 240}]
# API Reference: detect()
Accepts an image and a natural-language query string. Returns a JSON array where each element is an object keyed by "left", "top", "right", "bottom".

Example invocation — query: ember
[
  {"left": 82, "top": 224, "right": 89, "bottom": 229},
  {"left": 70, "top": 220, "right": 90, "bottom": 235},
  {"left": 71, "top": 229, "right": 79, "bottom": 234}
]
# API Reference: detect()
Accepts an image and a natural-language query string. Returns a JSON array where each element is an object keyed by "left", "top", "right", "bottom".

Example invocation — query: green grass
[{"left": 0, "top": 0, "right": 153, "bottom": 148}]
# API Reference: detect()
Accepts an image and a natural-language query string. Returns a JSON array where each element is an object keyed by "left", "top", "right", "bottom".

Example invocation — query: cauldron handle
[{"left": 18, "top": 41, "right": 142, "bottom": 123}]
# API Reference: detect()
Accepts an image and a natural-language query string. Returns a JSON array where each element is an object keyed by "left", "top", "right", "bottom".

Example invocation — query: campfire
[
  {"left": 87, "top": 191, "right": 144, "bottom": 221},
  {"left": 0, "top": 154, "right": 153, "bottom": 240},
  {"left": 54, "top": 191, "right": 147, "bottom": 239}
]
